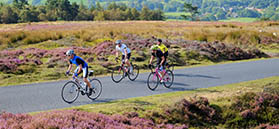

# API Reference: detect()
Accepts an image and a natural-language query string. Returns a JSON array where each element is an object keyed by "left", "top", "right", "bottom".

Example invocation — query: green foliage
[{"left": 181, "top": 2, "right": 199, "bottom": 21}]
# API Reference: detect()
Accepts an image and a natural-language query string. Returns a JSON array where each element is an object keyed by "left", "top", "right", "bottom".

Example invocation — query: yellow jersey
[{"left": 158, "top": 44, "right": 168, "bottom": 53}]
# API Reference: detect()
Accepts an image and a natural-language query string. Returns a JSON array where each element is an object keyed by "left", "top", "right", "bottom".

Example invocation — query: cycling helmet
[
  {"left": 115, "top": 40, "right": 121, "bottom": 44},
  {"left": 157, "top": 39, "right": 162, "bottom": 43},
  {"left": 66, "top": 49, "right": 74, "bottom": 56},
  {"left": 150, "top": 45, "right": 159, "bottom": 51}
]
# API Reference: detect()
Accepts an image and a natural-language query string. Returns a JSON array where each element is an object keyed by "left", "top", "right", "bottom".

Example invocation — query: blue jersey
[{"left": 69, "top": 55, "right": 88, "bottom": 68}]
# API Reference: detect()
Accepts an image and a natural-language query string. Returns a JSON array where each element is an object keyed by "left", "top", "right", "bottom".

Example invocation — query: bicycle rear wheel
[
  {"left": 128, "top": 64, "right": 139, "bottom": 81},
  {"left": 111, "top": 66, "right": 124, "bottom": 83},
  {"left": 61, "top": 81, "right": 79, "bottom": 103},
  {"left": 147, "top": 72, "right": 159, "bottom": 91},
  {"left": 163, "top": 70, "right": 174, "bottom": 88},
  {"left": 87, "top": 78, "right": 102, "bottom": 100},
  {"left": 167, "top": 62, "right": 174, "bottom": 72}
]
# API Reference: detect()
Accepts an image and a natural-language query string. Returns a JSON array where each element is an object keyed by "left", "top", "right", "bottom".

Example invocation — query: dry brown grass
[{"left": 0, "top": 21, "right": 278, "bottom": 50}]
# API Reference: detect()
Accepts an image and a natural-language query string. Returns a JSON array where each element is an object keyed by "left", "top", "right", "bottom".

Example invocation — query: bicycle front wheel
[
  {"left": 163, "top": 70, "right": 174, "bottom": 88},
  {"left": 111, "top": 67, "right": 124, "bottom": 83},
  {"left": 61, "top": 81, "right": 79, "bottom": 103},
  {"left": 147, "top": 72, "right": 159, "bottom": 91},
  {"left": 128, "top": 64, "right": 139, "bottom": 81},
  {"left": 87, "top": 78, "right": 102, "bottom": 100}
]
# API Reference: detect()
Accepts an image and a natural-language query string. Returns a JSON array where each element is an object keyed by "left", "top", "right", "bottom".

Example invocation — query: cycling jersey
[
  {"left": 158, "top": 44, "right": 168, "bottom": 53},
  {"left": 69, "top": 55, "right": 88, "bottom": 68},
  {"left": 152, "top": 50, "right": 166, "bottom": 68},
  {"left": 116, "top": 44, "right": 131, "bottom": 55}
]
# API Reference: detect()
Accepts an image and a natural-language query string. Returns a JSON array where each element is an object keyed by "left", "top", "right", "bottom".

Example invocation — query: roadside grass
[{"left": 64, "top": 76, "right": 279, "bottom": 117}]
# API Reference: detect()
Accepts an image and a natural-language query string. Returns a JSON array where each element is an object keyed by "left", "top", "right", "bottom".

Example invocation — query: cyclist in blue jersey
[{"left": 65, "top": 49, "right": 93, "bottom": 96}]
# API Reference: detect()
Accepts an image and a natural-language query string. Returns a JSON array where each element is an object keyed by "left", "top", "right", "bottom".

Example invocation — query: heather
[
  {"left": 0, "top": 35, "right": 267, "bottom": 86},
  {"left": 0, "top": 110, "right": 187, "bottom": 129}
]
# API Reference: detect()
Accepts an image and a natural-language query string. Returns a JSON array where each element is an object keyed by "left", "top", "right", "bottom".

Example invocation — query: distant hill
[{"left": 1, "top": 0, "right": 279, "bottom": 20}]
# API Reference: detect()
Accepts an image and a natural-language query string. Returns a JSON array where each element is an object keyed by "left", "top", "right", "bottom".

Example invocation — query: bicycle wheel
[
  {"left": 147, "top": 72, "right": 159, "bottom": 91},
  {"left": 163, "top": 70, "right": 174, "bottom": 88},
  {"left": 87, "top": 78, "right": 102, "bottom": 100},
  {"left": 111, "top": 66, "right": 124, "bottom": 83},
  {"left": 167, "top": 62, "right": 174, "bottom": 72},
  {"left": 61, "top": 81, "right": 79, "bottom": 103},
  {"left": 128, "top": 64, "right": 139, "bottom": 81}
]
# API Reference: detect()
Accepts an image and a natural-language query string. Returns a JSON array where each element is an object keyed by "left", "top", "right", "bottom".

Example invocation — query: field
[
  {"left": 220, "top": 17, "right": 259, "bottom": 23},
  {"left": 0, "top": 21, "right": 279, "bottom": 86}
]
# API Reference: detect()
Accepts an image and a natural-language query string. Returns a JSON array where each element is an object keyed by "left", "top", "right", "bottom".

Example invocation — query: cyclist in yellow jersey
[{"left": 157, "top": 39, "right": 168, "bottom": 59}]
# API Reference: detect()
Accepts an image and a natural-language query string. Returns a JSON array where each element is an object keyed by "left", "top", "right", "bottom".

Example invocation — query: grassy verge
[{"left": 63, "top": 76, "right": 279, "bottom": 117}]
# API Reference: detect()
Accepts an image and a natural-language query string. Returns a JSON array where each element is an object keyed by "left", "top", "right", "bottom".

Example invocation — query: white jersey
[{"left": 116, "top": 44, "right": 131, "bottom": 55}]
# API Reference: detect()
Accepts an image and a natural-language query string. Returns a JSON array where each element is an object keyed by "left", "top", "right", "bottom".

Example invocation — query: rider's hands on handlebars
[
  {"left": 65, "top": 71, "right": 70, "bottom": 75},
  {"left": 74, "top": 72, "right": 78, "bottom": 77},
  {"left": 148, "top": 64, "right": 152, "bottom": 69}
]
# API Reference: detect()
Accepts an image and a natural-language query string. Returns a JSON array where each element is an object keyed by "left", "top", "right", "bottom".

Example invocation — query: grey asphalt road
[{"left": 1, "top": 59, "right": 279, "bottom": 114}]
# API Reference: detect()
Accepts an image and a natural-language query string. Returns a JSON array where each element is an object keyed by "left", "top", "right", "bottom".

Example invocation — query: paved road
[{"left": 1, "top": 59, "right": 279, "bottom": 114}]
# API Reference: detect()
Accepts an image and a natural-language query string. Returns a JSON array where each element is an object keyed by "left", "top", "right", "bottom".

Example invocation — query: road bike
[
  {"left": 147, "top": 65, "right": 174, "bottom": 91},
  {"left": 111, "top": 58, "right": 139, "bottom": 83},
  {"left": 61, "top": 70, "right": 102, "bottom": 103},
  {"left": 166, "top": 59, "right": 175, "bottom": 72}
]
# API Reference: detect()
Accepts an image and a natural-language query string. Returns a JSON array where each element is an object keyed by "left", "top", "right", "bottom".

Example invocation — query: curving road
[{"left": 1, "top": 59, "right": 279, "bottom": 114}]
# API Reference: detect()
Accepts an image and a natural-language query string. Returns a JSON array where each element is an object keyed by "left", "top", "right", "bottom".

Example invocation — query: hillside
[{"left": 1, "top": 0, "right": 279, "bottom": 20}]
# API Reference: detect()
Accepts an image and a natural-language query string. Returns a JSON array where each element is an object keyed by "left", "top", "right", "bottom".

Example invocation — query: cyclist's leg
[
  {"left": 82, "top": 67, "right": 91, "bottom": 88},
  {"left": 125, "top": 53, "right": 132, "bottom": 69}
]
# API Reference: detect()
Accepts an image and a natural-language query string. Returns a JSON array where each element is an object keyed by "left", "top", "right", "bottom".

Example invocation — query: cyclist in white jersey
[{"left": 115, "top": 40, "right": 133, "bottom": 73}]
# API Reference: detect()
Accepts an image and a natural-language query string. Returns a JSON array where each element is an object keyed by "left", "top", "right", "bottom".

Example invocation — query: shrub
[
  {"left": 146, "top": 97, "right": 222, "bottom": 128},
  {"left": 224, "top": 92, "right": 279, "bottom": 128},
  {"left": 0, "top": 110, "right": 187, "bottom": 129}
]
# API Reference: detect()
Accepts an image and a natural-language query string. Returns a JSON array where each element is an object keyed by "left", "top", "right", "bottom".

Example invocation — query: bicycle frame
[{"left": 153, "top": 67, "right": 166, "bottom": 81}]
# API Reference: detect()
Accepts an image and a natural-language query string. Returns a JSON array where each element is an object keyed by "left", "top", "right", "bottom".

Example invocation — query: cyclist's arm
[
  {"left": 149, "top": 55, "right": 154, "bottom": 64},
  {"left": 124, "top": 48, "right": 128, "bottom": 60},
  {"left": 67, "top": 64, "right": 73, "bottom": 72},
  {"left": 77, "top": 64, "right": 82, "bottom": 74},
  {"left": 115, "top": 49, "right": 119, "bottom": 58},
  {"left": 67, "top": 60, "right": 73, "bottom": 72}
]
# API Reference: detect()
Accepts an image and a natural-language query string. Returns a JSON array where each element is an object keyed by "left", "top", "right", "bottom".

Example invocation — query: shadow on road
[
  {"left": 175, "top": 73, "right": 220, "bottom": 79},
  {"left": 70, "top": 98, "right": 116, "bottom": 105}
]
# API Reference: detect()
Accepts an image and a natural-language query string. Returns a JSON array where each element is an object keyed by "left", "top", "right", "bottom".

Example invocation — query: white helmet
[
  {"left": 115, "top": 40, "right": 121, "bottom": 44},
  {"left": 66, "top": 49, "right": 74, "bottom": 56}
]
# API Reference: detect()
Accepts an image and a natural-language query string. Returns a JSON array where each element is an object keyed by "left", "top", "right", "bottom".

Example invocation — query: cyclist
[
  {"left": 65, "top": 49, "right": 93, "bottom": 96},
  {"left": 115, "top": 40, "right": 133, "bottom": 73},
  {"left": 149, "top": 45, "right": 166, "bottom": 82},
  {"left": 157, "top": 39, "right": 168, "bottom": 61}
]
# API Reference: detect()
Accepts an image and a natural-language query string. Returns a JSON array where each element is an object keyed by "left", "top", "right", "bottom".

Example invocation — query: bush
[
  {"left": 146, "top": 97, "right": 222, "bottom": 128},
  {"left": 0, "top": 110, "right": 187, "bottom": 129},
  {"left": 224, "top": 92, "right": 279, "bottom": 128}
]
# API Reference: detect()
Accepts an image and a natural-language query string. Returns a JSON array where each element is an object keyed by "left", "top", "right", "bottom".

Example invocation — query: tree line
[{"left": 0, "top": 0, "right": 165, "bottom": 24}]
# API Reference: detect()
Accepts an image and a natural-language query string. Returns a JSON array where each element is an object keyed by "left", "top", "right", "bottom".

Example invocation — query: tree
[
  {"left": 0, "top": 5, "right": 19, "bottom": 23},
  {"left": 13, "top": 0, "right": 28, "bottom": 10},
  {"left": 131, "top": 8, "right": 140, "bottom": 20},
  {"left": 19, "top": 6, "right": 39, "bottom": 22},
  {"left": 181, "top": 2, "right": 199, "bottom": 21},
  {"left": 215, "top": 9, "right": 227, "bottom": 20},
  {"left": 151, "top": 9, "right": 165, "bottom": 20},
  {"left": 139, "top": 6, "right": 152, "bottom": 20}
]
